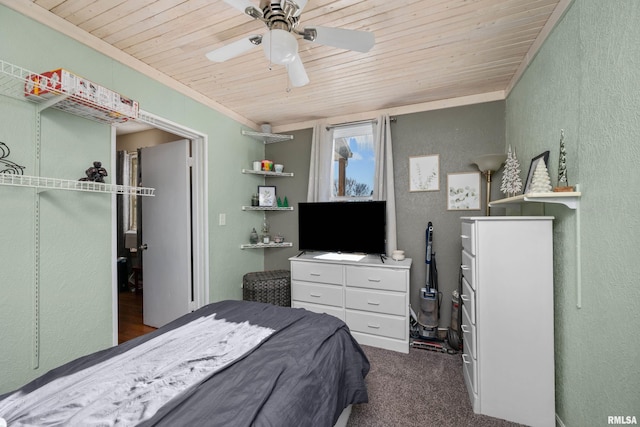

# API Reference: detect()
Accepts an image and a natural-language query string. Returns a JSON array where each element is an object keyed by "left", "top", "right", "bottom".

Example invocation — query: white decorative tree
[
  {"left": 500, "top": 145, "right": 523, "bottom": 197},
  {"left": 530, "top": 160, "right": 553, "bottom": 193}
]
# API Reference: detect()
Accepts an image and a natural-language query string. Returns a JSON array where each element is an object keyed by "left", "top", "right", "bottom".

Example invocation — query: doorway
[{"left": 111, "top": 110, "right": 209, "bottom": 345}]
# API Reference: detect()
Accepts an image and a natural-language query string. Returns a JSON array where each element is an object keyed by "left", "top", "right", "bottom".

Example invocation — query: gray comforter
[{"left": 0, "top": 300, "right": 370, "bottom": 426}]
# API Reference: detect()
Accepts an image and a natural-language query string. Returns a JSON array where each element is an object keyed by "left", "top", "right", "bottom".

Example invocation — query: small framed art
[
  {"left": 409, "top": 154, "right": 439, "bottom": 192},
  {"left": 447, "top": 172, "right": 481, "bottom": 210},
  {"left": 523, "top": 151, "right": 550, "bottom": 194},
  {"left": 258, "top": 185, "right": 276, "bottom": 207}
]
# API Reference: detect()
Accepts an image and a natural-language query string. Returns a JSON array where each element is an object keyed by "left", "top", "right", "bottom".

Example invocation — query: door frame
[{"left": 110, "top": 110, "right": 209, "bottom": 345}]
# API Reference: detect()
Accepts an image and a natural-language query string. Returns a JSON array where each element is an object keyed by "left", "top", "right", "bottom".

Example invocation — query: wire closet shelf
[
  {"left": 0, "top": 174, "right": 155, "bottom": 196},
  {"left": 0, "top": 58, "right": 154, "bottom": 197}
]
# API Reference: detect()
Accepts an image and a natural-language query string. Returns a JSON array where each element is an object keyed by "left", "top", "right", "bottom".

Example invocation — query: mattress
[{"left": 0, "top": 300, "right": 369, "bottom": 426}]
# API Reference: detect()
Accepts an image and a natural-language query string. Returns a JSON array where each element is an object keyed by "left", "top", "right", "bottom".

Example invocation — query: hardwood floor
[{"left": 118, "top": 290, "right": 156, "bottom": 344}]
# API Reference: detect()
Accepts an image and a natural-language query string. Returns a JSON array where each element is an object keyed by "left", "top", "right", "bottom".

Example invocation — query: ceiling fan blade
[
  {"left": 287, "top": 56, "right": 309, "bottom": 87},
  {"left": 206, "top": 35, "right": 262, "bottom": 62},
  {"left": 224, "top": 0, "right": 262, "bottom": 18},
  {"left": 292, "top": 0, "right": 308, "bottom": 17},
  {"left": 304, "top": 26, "right": 375, "bottom": 53}
]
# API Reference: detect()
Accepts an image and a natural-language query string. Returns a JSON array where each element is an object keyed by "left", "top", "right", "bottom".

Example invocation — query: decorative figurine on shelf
[
  {"left": 249, "top": 227, "right": 259, "bottom": 244},
  {"left": 283, "top": 196, "right": 289, "bottom": 207},
  {"left": 0, "top": 141, "right": 26, "bottom": 175},
  {"left": 261, "top": 218, "right": 270, "bottom": 244},
  {"left": 79, "top": 161, "right": 108, "bottom": 182},
  {"left": 554, "top": 129, "right": 573, "bottom": 192},
  {"left": 277, "top": 197, "right": 283, "bottom": 207},
  {"left": 251, "top": 193, "right": 259, "bottom": 206},
  {"left": 530, "top": 160, "right": 553, "bottom": 193},
  {"left": 500, "top": 145, "right": 523, "bottom": 198}
]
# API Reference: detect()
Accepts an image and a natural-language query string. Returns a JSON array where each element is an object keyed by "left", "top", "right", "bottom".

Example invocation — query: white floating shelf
[
  {"left": 241, "top": 130, "right": 293, "bottom": 144},
  {"left": 489, "top": 191, "right": 581, "bottom": 209},
  {"left": 0, "top": 173, "right": 155, "bottom": 196},
  {"left": 241, "top": 169, "right": 294, "bottom": 177},
  {"left": 240, "top": 242, "right": 293, "bottom": 249},
  {"left": 242, "top": 206, "right": 293, "bottom": 211}
]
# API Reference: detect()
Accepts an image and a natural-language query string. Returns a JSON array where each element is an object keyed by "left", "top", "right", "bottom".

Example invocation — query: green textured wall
[
  {"left": 0, "top": 5, "right": 263, "bottom": 392},
  {"left": 506, "top": 0, "right": 640, "bottom": 424}
]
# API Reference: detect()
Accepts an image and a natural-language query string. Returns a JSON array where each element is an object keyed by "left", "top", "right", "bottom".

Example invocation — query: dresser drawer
[
  {"left": 291, "top": 281, "right": 343, "bottom": 307},
  {"left": 293, "top": 301, "right": 345, "bottom": 322},
  {"left": 345, "top": 288, "right": 406, "bottom": 316},
  {"left": 460, "top": 277, "right": 476, "bottom": 324},
  {"left": 291, "top": 261, "right": 343, "bottom": 285},
  {"left": 346, "top": 266, "right": 407, "bottom": 292},
  {"left": 461, "top": 249, "right": 475, "bottom": 290},
  {"left": 461, "top": 221, "right": 476, "bottom": 255},
  {"left": 346, "top": 310, "right": 406, "bottom": 340},
  {"left": 463, "top": 345, "right": 477, "bottom": 395},
  {"left": 461, "top": 303, "right": 476, "bottom": 360}
]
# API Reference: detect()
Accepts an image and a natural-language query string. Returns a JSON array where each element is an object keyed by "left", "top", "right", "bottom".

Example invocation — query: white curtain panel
[
  {"left": 373, "top": 114, "right": 397, "bottom": 255},
  {"left": 306, "top": 122, "right": 334, "bottom": 202}
]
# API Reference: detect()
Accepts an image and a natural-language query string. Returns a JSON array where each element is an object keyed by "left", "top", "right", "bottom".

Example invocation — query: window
[{"left": 331, "top": 123, "right": 375, "bottom": 200}]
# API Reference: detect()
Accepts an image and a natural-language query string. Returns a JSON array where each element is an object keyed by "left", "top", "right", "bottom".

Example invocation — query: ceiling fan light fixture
[
  {"left": 287, "top": 56, "right": 309, "bottom": 87},
  {"left": 262, "top": 29, "right": 298, "bottom": 65}
]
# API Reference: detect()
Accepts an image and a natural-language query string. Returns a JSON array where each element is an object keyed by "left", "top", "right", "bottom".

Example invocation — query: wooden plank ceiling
[{"left": 30, "top": 0, "right": 562, "bottom": 128}]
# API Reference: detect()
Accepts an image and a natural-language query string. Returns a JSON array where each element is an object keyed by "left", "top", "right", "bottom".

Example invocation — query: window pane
[{"left": 332, "top": 123, "right": 375, "bottom": 199}]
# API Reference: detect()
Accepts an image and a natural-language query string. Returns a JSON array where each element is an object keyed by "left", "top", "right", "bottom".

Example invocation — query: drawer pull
[
  {"left": 367, "top": 278, "right": 381, "bottom": 283},
  {"left": 367, "top": 323, "right": 381, "bottom": 329},
  {"left": 367, "top": 300, "right": 381, "bottom": 306},
  {"left": 461, "top": 324, "right": 470, "bottom": 333},
  {"left": 309, "top": 293, "right": 322, "bottom": 298},
  {"left": 461, "top": 234, "right": 470, "bottom": 240},
  {"left": 460, "top": 265, "right": 470, "bottom": 271},
  {"left": 462, "top": 354, "right": 471, "bottom": 364},
  {"left": 460, "top": 294, "right": 470, "bottom": 302},
  {"left": 309, "top": 272, "right": 321, "bottom": 277}
]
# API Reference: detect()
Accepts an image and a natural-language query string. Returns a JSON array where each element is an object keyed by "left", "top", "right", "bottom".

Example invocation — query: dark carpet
[{"left": 347, "top": 345, "right": 524, "bottom": 427}]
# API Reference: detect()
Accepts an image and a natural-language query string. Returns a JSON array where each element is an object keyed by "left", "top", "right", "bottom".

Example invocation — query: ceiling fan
[{"left": 205, "top": 0, "right": 375, "bottom": 87}]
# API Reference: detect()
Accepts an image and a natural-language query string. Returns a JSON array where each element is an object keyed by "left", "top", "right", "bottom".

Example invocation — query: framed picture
[
  {"left": 523, "top": 151, "right": 550, "bottom": 194},
  {"left": 258, "top": 185, "right": 276, "bottom": 207},
  {"left": 447, "top": 172, "right": 481, "bottom": 210},
  {"left": 409, "top": 154, "right": 439, "bottom": 192}
]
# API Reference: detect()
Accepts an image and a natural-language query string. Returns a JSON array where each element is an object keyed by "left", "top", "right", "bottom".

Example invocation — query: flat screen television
[{"left": 298, "top": 201, "right": 386, "bottom": 255}]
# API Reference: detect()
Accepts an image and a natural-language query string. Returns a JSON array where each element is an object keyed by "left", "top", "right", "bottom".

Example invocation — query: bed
[{"left": 0, "top": 300, "right": 369, "bottom": 426}]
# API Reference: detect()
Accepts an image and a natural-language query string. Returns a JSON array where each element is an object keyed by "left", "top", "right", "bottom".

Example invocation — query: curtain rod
[{"left": 326, "top": 117, "right": 396, "bottom": 130}]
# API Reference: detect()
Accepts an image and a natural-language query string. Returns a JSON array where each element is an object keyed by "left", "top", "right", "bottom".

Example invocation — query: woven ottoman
[{"left": 242, "top": 270, "right": 291, "bottom": 307}]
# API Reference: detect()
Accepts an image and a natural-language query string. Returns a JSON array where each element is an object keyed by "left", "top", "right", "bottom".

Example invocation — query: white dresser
[
  {"left": 460, "top": 217, "right": 555, "bottom": 426},
  {"left": 289, "top": 254, "right": 412, "bottom": 353}
]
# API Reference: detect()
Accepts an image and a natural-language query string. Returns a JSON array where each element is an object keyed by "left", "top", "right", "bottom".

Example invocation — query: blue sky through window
[{"left": 332, "top": 123, "right": 375, "bottom": 197}]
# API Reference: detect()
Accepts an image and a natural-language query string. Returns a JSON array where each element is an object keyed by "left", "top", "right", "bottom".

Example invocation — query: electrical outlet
[{"left": 219, "top": 213, "right": 226, "bottom": 226}]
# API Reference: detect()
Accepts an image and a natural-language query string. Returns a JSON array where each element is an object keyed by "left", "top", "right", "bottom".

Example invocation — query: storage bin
[{"left": 242, "top": 270, "right": 291, "bottom": 307}]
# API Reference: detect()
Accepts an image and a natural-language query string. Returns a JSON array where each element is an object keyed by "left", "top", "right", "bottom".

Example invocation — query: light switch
[{"left": 219, "top": 213, "right": 226, "bottom": 226}]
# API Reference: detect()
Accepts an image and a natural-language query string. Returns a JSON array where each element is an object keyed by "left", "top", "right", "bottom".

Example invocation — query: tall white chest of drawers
[
  {"left": 460, "top": 217, "right": 555, "bottom": 427},
  {"left": 290, "top": 254, "right": 412, "bottom": 353}
]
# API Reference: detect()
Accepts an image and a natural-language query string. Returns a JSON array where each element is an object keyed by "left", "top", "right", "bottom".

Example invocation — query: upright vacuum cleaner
[
  {"left": 410, "top": 222, "right": 442, "bottom": 342},
  {"left": 419, "top": 221, "right": 440, "bottom": 339}
]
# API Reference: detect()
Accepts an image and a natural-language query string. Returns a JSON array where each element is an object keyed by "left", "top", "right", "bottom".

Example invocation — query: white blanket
[{"left": 0, "top": 314, "right": 274, "bottom": 426}]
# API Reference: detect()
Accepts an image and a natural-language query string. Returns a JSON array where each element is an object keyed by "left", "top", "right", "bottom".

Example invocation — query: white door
[{"left": 141, "top": 139, "right": 192, "bottom": 328}]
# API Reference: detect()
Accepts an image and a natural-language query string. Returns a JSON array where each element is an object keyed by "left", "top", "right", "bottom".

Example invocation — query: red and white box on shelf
[{"left": 24, "top": 68, "right": 139, "bottom": 122}]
